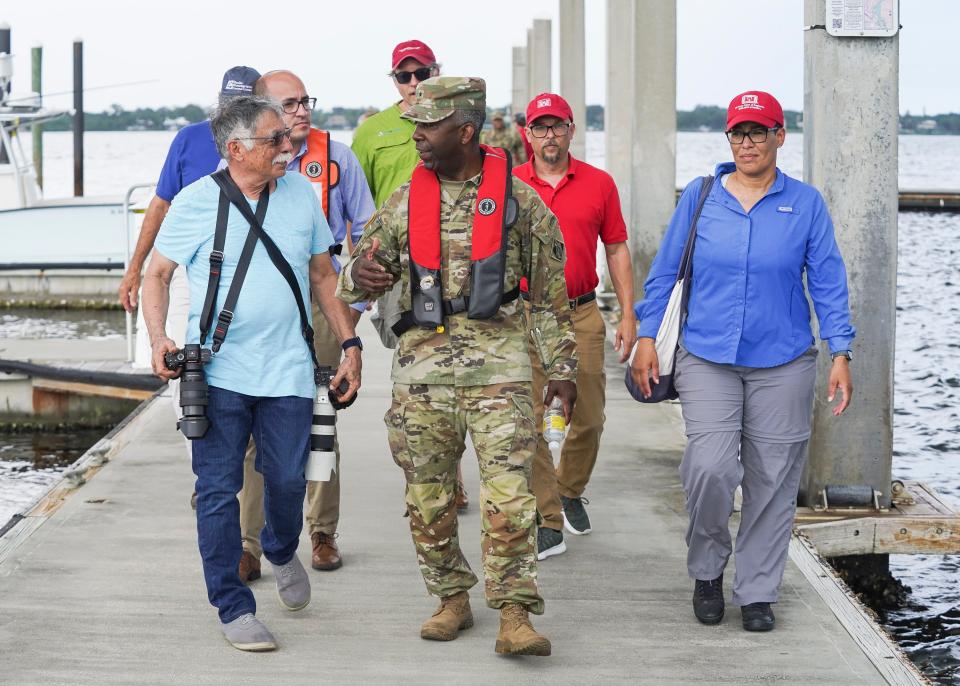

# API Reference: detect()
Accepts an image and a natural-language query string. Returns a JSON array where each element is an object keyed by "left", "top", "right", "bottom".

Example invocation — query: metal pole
[
  {"left": 511, "top": 46, "right": 528, "bottom": 116},
  {"left": 605, "top": 0, "right": 635, "bottom": 223},
  {"left": 801, "top": 0, "right": 899, "bottom": 508},
  {"left": 0, "top": 22, "right": 10, "bottom": 94},
  {"left": 72, "top": 39, "right": 84, "bottom": 197},
  {"left": 630, "top": 1, "right": 676, "bottom": 298},
  {"left": 31, "top": 43, "right": 42, "bottom": 190},
  {"left": 0, "top": 22, "right": 11, "bottom": 166},
  {"left": 559, "top": 0, "right": 586, "bottom": 159}
]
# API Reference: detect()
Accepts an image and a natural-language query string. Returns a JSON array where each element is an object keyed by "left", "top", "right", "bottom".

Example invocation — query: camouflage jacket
[
  {"left": 481, "top": 128, "right": 526, "bottom": 165},
  {"left": 337, "top": 170, "right": 577, "bottom": 387}
]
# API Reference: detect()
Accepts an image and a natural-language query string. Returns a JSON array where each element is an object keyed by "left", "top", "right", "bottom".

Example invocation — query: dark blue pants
[{"left": 192, "top": 386, "right": 312, "bottom": 622}]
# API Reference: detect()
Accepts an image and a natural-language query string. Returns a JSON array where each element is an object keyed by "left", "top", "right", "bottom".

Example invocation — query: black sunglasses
[
  {"left": 236, "top": 128, "right": 293, "bottom": 148},
  {"left": 392, "top": 67, "right": 432, "bottom": 84}
]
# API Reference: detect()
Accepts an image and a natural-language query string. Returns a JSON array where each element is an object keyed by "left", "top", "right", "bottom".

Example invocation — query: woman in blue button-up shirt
[{"left": 631, "top": 91, "right": 854, "bottom": 633}]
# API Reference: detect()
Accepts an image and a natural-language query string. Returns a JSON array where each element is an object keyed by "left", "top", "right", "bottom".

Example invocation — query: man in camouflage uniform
[
  {"left": 481, "top": 110, "right": 526, "bottom": 164},
  {"left": 337, "top": 77, "right": 577, "bottom": 656}
]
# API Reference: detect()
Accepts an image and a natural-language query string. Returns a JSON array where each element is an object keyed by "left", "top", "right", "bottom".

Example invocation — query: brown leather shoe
[
  {"left": 421, "top": 591, "right": 474, "bottom": 641},
  {"left": 455, "top": 481, "right": 469, "bottom": 513},
  {"left": 311, "top": 532, "right": 343, "bottom": 571},
  {"left": 495, "top": 603, "right": 551, "bottom": 656},
  {"left": 238, "top": 551, "right": 261, "bottom": 584}
]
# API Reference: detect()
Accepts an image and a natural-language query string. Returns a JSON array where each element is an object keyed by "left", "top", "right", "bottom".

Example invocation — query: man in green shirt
[{"left": 352, "top": 40, "right": 440, "bottom": 207}]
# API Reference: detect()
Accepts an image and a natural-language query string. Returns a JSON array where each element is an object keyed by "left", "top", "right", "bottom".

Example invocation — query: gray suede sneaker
[
  {"left": 221, "top": 613, "right": 277, "bottom": 652},
  {"left": 273, "top": 555, "right": 311, "bottom": 611}
]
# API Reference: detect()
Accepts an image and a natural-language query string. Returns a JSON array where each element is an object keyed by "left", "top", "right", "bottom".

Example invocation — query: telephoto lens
[
  {"left": 306, "top": 366, "right": 337, "bottom": 482},
  {"left": 165, "top": 343, "right": 212, "bottom": 440}
]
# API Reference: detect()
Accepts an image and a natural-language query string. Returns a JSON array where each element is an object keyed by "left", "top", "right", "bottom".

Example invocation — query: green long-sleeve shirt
[{"left": 351, "top": 103, "right": 420, "bottom": 208}]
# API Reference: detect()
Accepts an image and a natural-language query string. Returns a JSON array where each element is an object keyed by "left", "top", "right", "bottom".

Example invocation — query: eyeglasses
[
  {"left": 725, "top": 126, "right": 781, "bottom": 144},
  {"left": 392, "top": 67, "right": 433, "bottom": 84},
  {"left": 280, "top": 97, "right": 316, "bottom": 114},
  {"left": 235, "top": 128, "right": 293, "bottom": 147},
  {"left": 528, "top": 122, "right": 571, "bottom": 138}
]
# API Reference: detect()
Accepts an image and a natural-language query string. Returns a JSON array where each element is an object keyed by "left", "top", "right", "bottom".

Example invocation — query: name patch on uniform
[
  {"left": 777, "top": 206, "right": 794, "bottom": 213},
  {"left": 551, "top": 239, "right": 565, "bottom": 261},
  {"left": 477, "top": 198, "right": 497, "bottom": 216},
  {"left": 305, "top": 161, "right": 323, "bottom": 178}
]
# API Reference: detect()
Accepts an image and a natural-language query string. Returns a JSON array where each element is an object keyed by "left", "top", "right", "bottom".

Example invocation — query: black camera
[{"left": 164, "top": 344, "right": 212, "bottom": 440}]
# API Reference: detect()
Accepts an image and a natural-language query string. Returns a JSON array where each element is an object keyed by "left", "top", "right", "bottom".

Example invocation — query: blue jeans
[{"left": 192, "top": 386, "right": 312, "bottom": 622}]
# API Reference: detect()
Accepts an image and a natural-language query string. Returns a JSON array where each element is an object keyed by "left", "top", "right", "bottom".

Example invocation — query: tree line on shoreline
[{"left": 36, "top": 103, "right": 960, "bottom": 135}]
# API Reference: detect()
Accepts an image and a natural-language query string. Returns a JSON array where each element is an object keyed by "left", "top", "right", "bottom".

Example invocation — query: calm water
[{"left": 5, "top": 129, "right": 960, "bottom": 680}]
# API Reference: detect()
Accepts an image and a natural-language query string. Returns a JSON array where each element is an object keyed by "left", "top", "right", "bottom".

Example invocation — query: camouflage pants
[{"left": 385, "top": 382, "right": 544, "bottom": 614}]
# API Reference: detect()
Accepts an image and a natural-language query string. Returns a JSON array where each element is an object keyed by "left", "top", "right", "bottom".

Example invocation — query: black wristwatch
[
  {"left": 342, "top": 336, "right": 363, "bottom": 352},
  {"left": 831, "top": 350, "right": 853, "bottom": 361}
]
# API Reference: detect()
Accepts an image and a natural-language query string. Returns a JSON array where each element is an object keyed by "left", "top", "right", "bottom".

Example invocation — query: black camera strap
[
  {"left": 209, "top": 169, "right": 321, "bottom": 373},
  {"left": 199, "top": 173, "right": 270, "bottom": 352}
]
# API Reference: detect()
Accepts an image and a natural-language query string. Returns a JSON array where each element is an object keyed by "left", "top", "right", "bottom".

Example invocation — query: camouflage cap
[{"left": 401, "top": 76, "right": 486, "bottom": 124}]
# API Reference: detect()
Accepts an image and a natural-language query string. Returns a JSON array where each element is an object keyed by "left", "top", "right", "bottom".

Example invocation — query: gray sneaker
[
  {"left": 561, "top": 495, "right": 592, "bottom": 535},
  {"left": 537, "top": 527, "right": 567, "bottom": 561},
  {"left": 221, "top": 613, "right": 277, "bottom": 652},
  {"left": 273, "top": 554, "right": 311, "bottom": 611}
]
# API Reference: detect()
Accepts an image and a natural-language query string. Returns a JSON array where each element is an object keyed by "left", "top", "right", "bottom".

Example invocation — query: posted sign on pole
[{"left": 826, "top": 0, "right": 899, "bottom": 37}]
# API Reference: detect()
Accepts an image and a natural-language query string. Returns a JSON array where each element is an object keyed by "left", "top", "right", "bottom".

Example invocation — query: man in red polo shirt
[{"left": 515, "top": 93, "right": 636, "bottom": 560}]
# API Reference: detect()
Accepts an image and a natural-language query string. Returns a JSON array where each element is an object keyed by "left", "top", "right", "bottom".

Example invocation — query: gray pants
[{"left": 674, "top": 347, "right": 817, "bottom": 606}]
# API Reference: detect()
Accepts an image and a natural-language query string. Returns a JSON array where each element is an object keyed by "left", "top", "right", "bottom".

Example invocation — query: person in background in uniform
[
  {"left": 515, "top": 93, "right": 635, "bottom": 560},
  {"left": 632, "top": 91, "right": 855, "bottom": 632},
  {"left": 337, "top": 77, "right": 577, "bottom": 656},
  {"left": 515, "top": 113, "right": 533, "bottom": 162},
  {"left": 117, "top": 65, "right": 260, "bottom": 508},
  {"left": 481, "top": 110, "right": 526, "bottom": 164},
  {"left": 351, "top": 39, "right": 471, "bottom": 512},
  {"left": 233, "top": 70, "right": 375, "bottom": 581}
]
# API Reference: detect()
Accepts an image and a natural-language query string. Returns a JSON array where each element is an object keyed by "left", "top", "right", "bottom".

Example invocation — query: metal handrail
[{"left": 123, "top": 183, "right": 156, "bottom": 363}]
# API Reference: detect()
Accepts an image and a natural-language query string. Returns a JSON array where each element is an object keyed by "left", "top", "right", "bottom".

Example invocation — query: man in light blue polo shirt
[{"left": 141, "top": 96, "right": 362, "bottom": 652}]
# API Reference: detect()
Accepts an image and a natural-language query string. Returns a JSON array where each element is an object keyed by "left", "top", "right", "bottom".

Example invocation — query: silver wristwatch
[{"left": 831, "top": 350, "right": 853, "bottom": 361}]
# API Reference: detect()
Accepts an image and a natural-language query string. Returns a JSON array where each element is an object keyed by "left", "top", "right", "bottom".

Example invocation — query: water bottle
[
  {"left": 305, "top": 366, "right": 337, "bottom": 482},
  {"left": 543, "top": 397, "right": 567, "bottom": 452}
]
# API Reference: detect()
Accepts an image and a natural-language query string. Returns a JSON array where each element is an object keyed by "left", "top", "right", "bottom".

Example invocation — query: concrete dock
[{"left": 0, "top": 319, "right": 905, "bottom": 684}]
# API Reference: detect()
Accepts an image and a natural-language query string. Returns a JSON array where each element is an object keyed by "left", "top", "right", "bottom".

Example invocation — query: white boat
[{"left": 0, "top": 52, "right": 142, "bottom": 299}]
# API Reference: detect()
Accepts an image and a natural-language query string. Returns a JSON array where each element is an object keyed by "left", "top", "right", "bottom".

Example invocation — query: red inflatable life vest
[{"left": 396, "top": 145, "right": 519, "bottom": 336}]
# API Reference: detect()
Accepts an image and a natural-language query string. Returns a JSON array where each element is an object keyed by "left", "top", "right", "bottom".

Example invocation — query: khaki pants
[
  {"left": 239, "top": 304, "right": 343, "bottom": 557},
  {"left": 529, "top": 300, "right": 606, "bottom": 530}
]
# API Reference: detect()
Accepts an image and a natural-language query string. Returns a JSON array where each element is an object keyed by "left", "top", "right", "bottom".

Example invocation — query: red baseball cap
[
  {"left": 391, "top": 40, "right": 436, "bottom": 70},
  {"left": 726, "top": 91, "right": 784, "bottom": 130},
  {"left": 526, "top": 93, "right": 574, "bottom": 124}
]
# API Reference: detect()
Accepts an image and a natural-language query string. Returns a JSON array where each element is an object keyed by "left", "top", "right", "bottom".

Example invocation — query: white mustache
[{"left": 272, "top": 152, "right": 293, "bottom": 165}]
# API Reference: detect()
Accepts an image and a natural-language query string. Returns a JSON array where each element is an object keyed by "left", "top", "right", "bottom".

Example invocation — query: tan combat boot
[
  {"left": 420, "top": 591, "right": 474, "bottom": 641},
  {"left": 495, "top": 603, "right": 552, "bottom": 656}
]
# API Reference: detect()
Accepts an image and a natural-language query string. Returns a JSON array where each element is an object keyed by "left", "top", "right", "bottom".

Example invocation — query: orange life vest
[
  {"left": 300, "top": 128, "right": 340, "bottom": 219},
  {"left": 396, "top": 145, "right": 519, "bottom": 335}
]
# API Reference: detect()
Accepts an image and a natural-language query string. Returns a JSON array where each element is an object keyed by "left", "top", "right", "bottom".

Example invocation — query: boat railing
[{"left": 123, "top": 183, "right": 156, "bottom": 363}]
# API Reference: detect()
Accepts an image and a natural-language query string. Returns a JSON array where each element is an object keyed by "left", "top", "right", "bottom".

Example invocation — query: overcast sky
[{"left": 1, "top": 1, "right": 956, "bottom": 115}]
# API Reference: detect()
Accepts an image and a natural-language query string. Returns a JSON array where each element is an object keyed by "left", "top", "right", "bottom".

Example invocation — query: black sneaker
[
  {"left": 537, "top": 527, "right": 567, "bottom": 561},
  {"left": 741, "top": 602, "right": 775, "bottom": 632},
  {"left": 560, "top": 496, "right": 592, "bottom": 535},
  {"left": 693, "top": 576, "right": 724, "bottom": 625}
]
